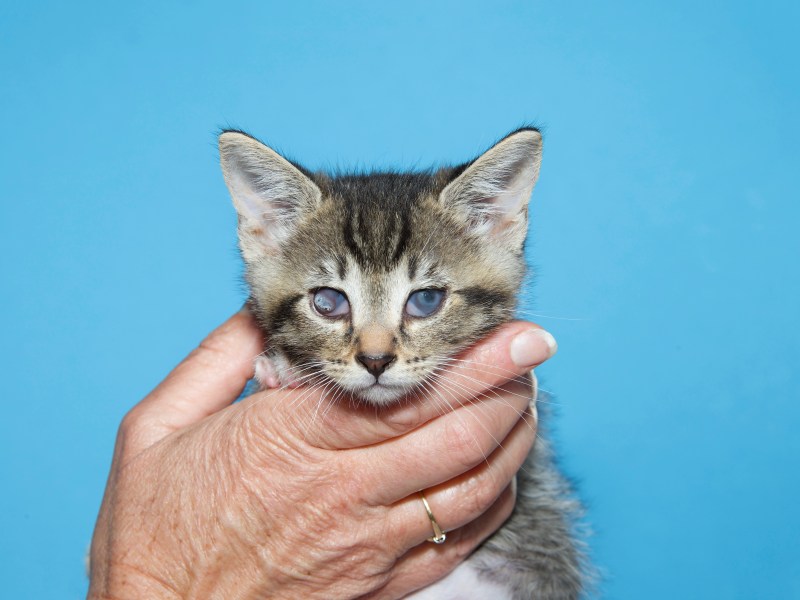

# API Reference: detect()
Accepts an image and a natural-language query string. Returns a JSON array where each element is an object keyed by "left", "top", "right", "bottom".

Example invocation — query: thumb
[{"left": 132, "top": 308, "right": 263, "bottom": 441}]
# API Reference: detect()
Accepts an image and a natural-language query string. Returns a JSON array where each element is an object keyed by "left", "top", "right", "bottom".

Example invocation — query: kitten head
[{"left": 220, "top": 128, "right": 542, "bottom": 405}]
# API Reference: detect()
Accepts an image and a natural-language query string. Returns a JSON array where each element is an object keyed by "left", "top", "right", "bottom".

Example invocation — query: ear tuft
[
  {"left": 439, "top": 128, "right": 542, "bottom": 248},
  {"left": 219, "top": 131, "right": 321, "bottom": 260}
]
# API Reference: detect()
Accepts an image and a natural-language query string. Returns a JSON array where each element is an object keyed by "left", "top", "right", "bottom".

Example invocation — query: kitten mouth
[
  {"left": 352, "top": 381, "right": 409, "bottom": 405},
  {"left": 363, "top": 381, "right": 399, "bottom": 392}
]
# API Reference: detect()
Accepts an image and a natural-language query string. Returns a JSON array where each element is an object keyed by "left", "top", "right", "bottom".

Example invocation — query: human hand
[{"left": 87, "top": 309, "right": 555, "bottom": 600}]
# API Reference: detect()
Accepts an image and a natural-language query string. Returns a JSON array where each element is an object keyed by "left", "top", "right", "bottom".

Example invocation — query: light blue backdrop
[{"left": 2, "top": 1, "right": 798, "bottom": 598}]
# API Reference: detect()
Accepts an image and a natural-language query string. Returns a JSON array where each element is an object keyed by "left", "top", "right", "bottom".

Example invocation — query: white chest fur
[{"left": 404, "top": 560, "right": 512, "bottom": 600}]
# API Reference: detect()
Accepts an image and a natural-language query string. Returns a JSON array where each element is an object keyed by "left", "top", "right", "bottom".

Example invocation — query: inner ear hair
[
  {"left": 219, "top": 131, "right": 322, "bottom": 256},
  {"left": 439, "top": 128, "right": 542, "bottom": 239}
]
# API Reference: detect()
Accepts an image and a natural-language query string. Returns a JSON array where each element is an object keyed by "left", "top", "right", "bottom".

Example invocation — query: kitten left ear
[{"left": 439, "top": 128, "right": 542, "bottom": 248}]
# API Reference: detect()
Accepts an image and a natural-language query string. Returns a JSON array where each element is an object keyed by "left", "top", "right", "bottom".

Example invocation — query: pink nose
[{"left": 357, "top": 354, "right": 396, "bottom": 378}]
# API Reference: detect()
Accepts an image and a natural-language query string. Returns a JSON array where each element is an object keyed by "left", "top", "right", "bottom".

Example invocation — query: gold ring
[{"left": 420, "top": 492, "right": 446, "bottom": 544}]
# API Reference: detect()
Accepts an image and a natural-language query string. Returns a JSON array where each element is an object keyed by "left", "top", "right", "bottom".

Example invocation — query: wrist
[
  {"left": 87, "top": 551, "right": 274, "bottom": 600},
  {"left": 87, "top": 561, "right": 183, "bottom": 600}
]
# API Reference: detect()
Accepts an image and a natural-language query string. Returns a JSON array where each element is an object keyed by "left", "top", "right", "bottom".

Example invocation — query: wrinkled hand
[{"left": 87, "top": 309, "right": 555, "bottom": 600}]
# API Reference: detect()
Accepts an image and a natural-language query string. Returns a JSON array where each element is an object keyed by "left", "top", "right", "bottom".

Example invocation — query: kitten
[{"left": 219, "top": 128, "right": 587, "bottom": 599}]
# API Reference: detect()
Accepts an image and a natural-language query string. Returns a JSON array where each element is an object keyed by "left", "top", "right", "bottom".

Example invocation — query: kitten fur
[{"left": 220, "top": 128, "right": 587, "bottom": 599}]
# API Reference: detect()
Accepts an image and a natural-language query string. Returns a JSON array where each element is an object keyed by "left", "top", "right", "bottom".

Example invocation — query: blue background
[{"left": 2, "top": 2, "right": 798, "bottom": 598}]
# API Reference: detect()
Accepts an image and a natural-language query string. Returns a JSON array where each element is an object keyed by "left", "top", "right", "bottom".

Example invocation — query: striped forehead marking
[{"left": 342, "top": 201, "right": 414, "bottom": 270}]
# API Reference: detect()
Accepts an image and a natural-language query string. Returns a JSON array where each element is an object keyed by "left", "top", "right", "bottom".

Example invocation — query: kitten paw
[
  {"left": 254, "top": 355, "right": 281, "bottom": 389},
  {"left": 254, "top": 353, "right": 302, "bottom": 389}
]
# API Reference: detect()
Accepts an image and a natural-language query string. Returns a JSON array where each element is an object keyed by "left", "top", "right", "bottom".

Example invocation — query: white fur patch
[{"left": 405, "top": 560, "right": 512, "bottom": 600}]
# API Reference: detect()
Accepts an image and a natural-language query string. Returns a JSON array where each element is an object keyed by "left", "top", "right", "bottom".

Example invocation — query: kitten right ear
[
  {"left": 439, "top": 128, "right": 542, "bottom": 250},
  {"left": 219, "top": 131, "right": 321, "bottom": 260}
]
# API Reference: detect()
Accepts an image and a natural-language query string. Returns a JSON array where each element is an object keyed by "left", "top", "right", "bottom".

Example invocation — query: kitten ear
[
  {"left": 219, "top": 131, "right": 322, "bottom": 260},
  {"left": 439, "top": 128, "right": 542, "bottom": 248}
]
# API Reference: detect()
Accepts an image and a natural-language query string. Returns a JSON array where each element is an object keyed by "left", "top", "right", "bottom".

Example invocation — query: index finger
[{"left": 274, "top": 321, "right": 556, "bottom": 449}]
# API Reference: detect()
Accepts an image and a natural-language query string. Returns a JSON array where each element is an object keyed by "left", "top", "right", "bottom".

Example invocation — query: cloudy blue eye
[
  {"left": 312, "top": 288, "right": 350, "bottom": 318},
  {"left": 405, "top": 289, "right": 445, "bottom": 317}
]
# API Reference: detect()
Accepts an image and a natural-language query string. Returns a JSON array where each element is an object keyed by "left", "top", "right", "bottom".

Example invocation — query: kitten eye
[
  {"left": 312, "top": 288, "right": 350, "bottom": 318},
  {"left": 405, "top": 289, "right": 445, "bottom": 318}
]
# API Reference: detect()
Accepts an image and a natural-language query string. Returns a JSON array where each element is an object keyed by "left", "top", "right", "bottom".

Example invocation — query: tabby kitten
[{"left": 219, "top": 128, "right": 586, "bottom": 599}]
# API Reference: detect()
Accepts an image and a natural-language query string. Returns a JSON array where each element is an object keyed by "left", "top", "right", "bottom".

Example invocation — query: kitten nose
[{"left": 357, "top": 354, "right": 396, "bottom": 378}]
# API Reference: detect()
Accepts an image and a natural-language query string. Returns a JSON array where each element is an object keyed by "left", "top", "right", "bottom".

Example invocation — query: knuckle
[
  {"left": 118, "top": 406, "right": 144, "bottom": 438},
  {"left": 458, "top": 465, "right": 509, "bottom": 520},
  {"left": 115, "top": 406, "right": 158, "bottom": 461},
  {"left": 188, "top": 335, "right": 230, "bottom": 370},
  {"left": 334, "top": 461, "right": 371, "bottom": 504},
  {"left": 450, "top": 526, "right": 480, "bottom": 561},
  {"left": 307, "top": 492, "right": 393, "bottom": 572},
  {"left": 422, "top": 551, "right": 464, "bottom": 586},
  {"left": 500, "top": 484, "right": 517, "bottom": 520},
  {"left": 383, "top": 401, "right": 424, "bottom": 437},
  {"left": 462, "top": 471, "right": 503, "bottom": 518},
  {"left": 444, "top": 418, "right": 491, "bottom": 471},
  {"left": 312, "top": 463, "right": 370, "bottom": 522}
]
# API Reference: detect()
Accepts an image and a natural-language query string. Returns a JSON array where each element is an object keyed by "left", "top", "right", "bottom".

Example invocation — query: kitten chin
[{"left": 347, "top": 381, "right": 414, "bottom": 405}]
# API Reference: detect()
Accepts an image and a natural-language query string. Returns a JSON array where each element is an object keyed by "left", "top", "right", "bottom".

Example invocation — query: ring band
[{"left": 420, "top": 492, "right": 446, "bottom": 544}]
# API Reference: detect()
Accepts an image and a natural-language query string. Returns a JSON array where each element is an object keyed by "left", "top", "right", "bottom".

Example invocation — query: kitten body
[{"left": 220, "top": 129, "right": 586, "bottom": 599}]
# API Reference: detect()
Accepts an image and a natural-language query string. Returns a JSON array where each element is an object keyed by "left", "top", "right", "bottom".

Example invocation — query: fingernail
[{"left": 510, "top": 329, "right": 558, "bottom": 368}]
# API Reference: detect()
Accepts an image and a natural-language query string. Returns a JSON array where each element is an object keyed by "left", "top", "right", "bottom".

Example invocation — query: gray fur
[
  {"left": 220, "top": 128, "right": 590, "bottom": 598},
  {"left": 474, "top": 402, "right": 589, "bottom": 599}
]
